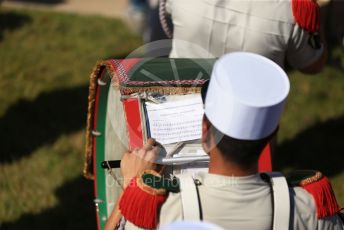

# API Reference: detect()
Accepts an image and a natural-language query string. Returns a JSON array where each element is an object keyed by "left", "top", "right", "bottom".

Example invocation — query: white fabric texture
[
  {"left": 166, "top": 0, "right": 324, "bottom": 69},
  {"left": 123, "top": 172, "right": 344, "bottom": 229},
  {"left": 178, "top": 174, "right": 201, "bottom": 221},
  {"left": 159, "top": 172, "right": 344, "bottom": 230},
  {"left": 267, "top": 172, "right": 290, "bottom": 230}
]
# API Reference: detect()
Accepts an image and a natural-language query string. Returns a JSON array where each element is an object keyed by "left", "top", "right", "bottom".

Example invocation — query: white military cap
[{"left": 205, "top": 52, "right": 290, "bottom": 140}]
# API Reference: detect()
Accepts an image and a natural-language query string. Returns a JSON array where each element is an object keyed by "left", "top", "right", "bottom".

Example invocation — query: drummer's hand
[{"left": 121, "top": 138, "right": 161, "bottom": 189}]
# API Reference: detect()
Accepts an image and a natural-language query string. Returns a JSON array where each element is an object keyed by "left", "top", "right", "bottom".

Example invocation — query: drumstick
[
  {"left": 101, "top": 142, "right": 185, "bottom": 169},
  {"left": 101, "top": 160, "right": 121, "bottom": 169}
]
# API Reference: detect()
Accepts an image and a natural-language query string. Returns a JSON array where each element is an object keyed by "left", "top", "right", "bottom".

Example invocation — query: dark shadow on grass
[
  {"left": 1, "top": 176, "right": 97, "bottom": 230},
  {"left": 275, "top": 116, "right": 344, "bottom": 177},
  {"left": 0, "top": 11, "right": 32, "bottom": 41},
  {"left": 0, "top": 85, "right": 88, "bottom": 163}
]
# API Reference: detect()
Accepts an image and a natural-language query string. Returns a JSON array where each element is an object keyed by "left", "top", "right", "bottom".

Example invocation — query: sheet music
[{"left": 145, "top": 96, "right": 204, "bottom": 145}]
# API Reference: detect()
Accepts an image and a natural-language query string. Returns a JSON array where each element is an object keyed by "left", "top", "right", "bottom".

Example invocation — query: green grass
[
  {"left": 0, "top": 6, "right": 344, "bottom": 230},
  {"left": 0, "top": 7, "right": 141, "bottom": 229},
  {"left": 276, "top": 62, "right": 344, "bottom": 206},
  {"left": 0, "top": 7, "right": 140, "bottom": 116},
  {"left": 276, "top": 46, "right": 344, "bottom": 203}
]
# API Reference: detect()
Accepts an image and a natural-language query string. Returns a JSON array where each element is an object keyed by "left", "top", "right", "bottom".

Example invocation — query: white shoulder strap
[
  {"left": 266, "top": 172, "right": 290, "bottom": 230},
  {"left": 178, "top": 172, "right": 290, "bottom": 228},
  {"left": 178, "top": 174, "right": 201, "bottom": 221}
]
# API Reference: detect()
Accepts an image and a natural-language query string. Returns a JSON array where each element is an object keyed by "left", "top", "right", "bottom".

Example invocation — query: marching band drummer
[
  {"left": 161, "top": 0, "right": 329, "bottom": 170},
  {"left": 164, "top": 0, "right": 327, "bottom": 74},
  {"left": 104, "top": 53, "right": 343, "bottom": 230}
]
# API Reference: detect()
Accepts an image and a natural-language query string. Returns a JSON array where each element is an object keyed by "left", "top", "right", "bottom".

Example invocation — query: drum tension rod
[
  {"left": 92, "top": 130, "right": 102, "bottom": 136},
  {"left": 94, "top": 198, "right": 104, "bottom": 213},
  {"left": 94, "top": 198, "right": 104, "bottom": 205},
  {"left": 97, "top": 78, "right": 106, "bottom": 86}
]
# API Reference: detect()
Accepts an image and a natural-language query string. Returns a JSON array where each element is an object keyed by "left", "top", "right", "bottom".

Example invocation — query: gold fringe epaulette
[
  {"left": 119, "top": 170, "right": 179, "bottom": 229},
  {"left": 286, "top": 170, "right": 322, "bottom": 186},
  {"left": 292, "top": 0, "right": 320, "bottom": 33},
  {"left": 287, "top": 170, "right": 341, "bottom": 219}
]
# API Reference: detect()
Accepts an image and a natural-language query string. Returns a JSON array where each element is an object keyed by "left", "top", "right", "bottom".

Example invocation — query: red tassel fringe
[
  {"left": 302, "top": 176, "right": 341, "bottom": 219},
  {"left": 292, "top": 0, "right": 320, "bottom": 33},
  {"left": 119, "top": 177, "right": 167, "bottom": 229}
]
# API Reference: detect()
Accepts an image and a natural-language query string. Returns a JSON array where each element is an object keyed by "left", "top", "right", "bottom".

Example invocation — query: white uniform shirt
[
  {"left": 166, "top": 0, "right": 324, "bottom": 69},
  {"left": 123, "top": 172, "right": 343, "bottom": 229},
  {"left": 159, "top": 172, "right": 344, "bottom": 230}
]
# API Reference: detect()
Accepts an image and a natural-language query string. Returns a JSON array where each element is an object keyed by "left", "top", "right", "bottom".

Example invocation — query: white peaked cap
[{"left": 205, "top": 52, "right": 290, "bottom": 140}]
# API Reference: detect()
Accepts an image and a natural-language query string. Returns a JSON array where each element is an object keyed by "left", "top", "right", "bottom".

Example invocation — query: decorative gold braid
[
  {"left": 83, "top": 61, "right": 102, "bottom": 179},
  {"left": 136, "top": 170, "right": 166, "bottom": 195},
  {"left": 119, "top": 86, "right": 201, "bottom": 95},
  {"left": 83, "top": 60, "right": 119, "bottom": 180},
  {"left": 299, "top": 171, "right": 323, "bottom": 186}
]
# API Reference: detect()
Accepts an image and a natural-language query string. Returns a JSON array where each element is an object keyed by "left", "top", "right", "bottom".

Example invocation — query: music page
[{"left": 145, "top": 96, "right": 204, "bottom": 145}]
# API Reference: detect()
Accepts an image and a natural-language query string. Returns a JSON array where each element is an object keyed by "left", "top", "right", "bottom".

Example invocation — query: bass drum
[{"left": 83, "top": 58, "right": 273, "bottom": 230}]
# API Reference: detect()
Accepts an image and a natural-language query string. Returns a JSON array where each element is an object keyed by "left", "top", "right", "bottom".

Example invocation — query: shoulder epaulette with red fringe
[
  {"left": 287, "top": 170, "right": 341, "bottom": 219},
  {"left": 292, "top": 0, "right": 320, "bottom": 33},
  {"left": 119, "top": 170, "right": 180, "bottom": 229}
]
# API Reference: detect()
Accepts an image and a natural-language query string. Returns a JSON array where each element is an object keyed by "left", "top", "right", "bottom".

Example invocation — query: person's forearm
[
  {"left": 104, "top": 138, "right": 160, "bottom": 229},
  {"left": 104, "top": 192, "right": 123, "bottom": 230}
]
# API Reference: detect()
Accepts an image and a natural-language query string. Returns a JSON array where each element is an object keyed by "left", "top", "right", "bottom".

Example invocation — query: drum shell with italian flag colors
[{"left": 83, "top": 58, "right": 273, "bottom": 230}]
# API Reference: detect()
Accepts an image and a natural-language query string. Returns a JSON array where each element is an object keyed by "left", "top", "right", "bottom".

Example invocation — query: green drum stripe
[
  {"left": 95, "top": 72, "right": 111, "bottom": 230},
  {"left": 126, "top": 58, "right": 215, "bottom": 86}
]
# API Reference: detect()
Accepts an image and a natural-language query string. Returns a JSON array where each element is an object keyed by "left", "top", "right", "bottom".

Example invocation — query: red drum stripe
[
  {"left": 123, "top": 98, "right": 144, "bottom": 150},
  {"left": 258, "top": 144, "right": 272, "bottom": 172}
]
